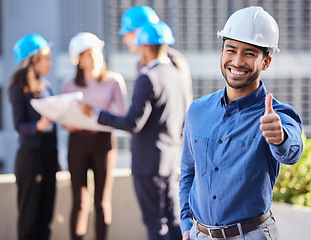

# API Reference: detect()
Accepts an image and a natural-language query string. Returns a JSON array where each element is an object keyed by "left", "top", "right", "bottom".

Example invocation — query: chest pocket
[
  {"left": 192, "top": 136, "right": 208, "bottom": 176},
  {"left": 227, "top": 138, "right": 259, "bottom": 179}
]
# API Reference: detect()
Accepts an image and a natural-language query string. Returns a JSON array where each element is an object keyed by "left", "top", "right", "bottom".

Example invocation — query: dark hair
[
  {"left": 7, "top": 53, "right": 44, "bottom": 101},
  {"left": 222, "top": 38, "right": 269, "bottom": 58},
  {"left": 7, "top": 47, "right": 49, "bottom": 101},
  {"left": 74, "top": 55, "right": 108, "bottom": 87},
  {"left": 74, "top": 64, "right": 86, "bottom": 86},
  {"left": 147, "top": 44, "right": 168, "bottom": 57},
  {"left": 7, "top": 67, "right": 28, "bottom": 102}
]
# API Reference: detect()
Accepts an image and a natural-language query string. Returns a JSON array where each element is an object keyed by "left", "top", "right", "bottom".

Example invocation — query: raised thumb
[{"left": 265, "top": 93, "right": 274, "bottom": 115}]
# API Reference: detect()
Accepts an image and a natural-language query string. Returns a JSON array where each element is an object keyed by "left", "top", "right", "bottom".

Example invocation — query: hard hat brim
[{"left": 217, "top": 31, "right": 280, "bottom": 54}]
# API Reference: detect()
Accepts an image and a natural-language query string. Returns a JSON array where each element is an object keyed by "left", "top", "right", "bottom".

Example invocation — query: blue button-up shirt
[{"left": 179, "top": 81, "right": 303, "bottom": 233}]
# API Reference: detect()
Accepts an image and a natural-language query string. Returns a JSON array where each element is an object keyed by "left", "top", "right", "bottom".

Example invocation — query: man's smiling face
[{"left": 220, "top": 39, "right": 271, "bottom": 90}]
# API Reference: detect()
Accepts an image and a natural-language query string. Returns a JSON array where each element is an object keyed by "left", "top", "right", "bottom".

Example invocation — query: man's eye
[{"left": 246, "top": 52, "right": 255, "bottom": 56}]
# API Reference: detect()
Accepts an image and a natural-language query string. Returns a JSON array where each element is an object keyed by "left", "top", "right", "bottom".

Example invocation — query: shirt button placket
[{"left": 215, "top": 139, "right": 222, "bottom": 205}]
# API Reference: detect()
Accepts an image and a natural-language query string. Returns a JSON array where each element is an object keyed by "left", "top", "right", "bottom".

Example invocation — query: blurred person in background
[
  {"left": 8, "top": 34, "right": 58, "bottom": 240},
  {"left": 119, "top": 5, "right": 193, "bottom": 106},
  {"left": 179, "top": 6, "right": 303, "bottom": 240},
  {"left": 62, "top": 32, "right": 127, "bottom": 240},
  {"left": 79, "top": 22, "right": 187, "bottom": 240}
]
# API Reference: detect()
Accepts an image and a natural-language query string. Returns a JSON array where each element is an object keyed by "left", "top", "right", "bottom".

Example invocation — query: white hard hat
[
  {"left": 68, "top": 32, "right": 105, "bottom": 65},
  {"left": 217, "top": 6, "right": 280, "bottom": 54}
]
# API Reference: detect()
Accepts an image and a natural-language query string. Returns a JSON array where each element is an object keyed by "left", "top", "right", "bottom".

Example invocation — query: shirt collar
[
  {"left": 220, "top": 80, "right": 267, "bottom": 111},
  {"left": 140, "top": 57, "right": 171, "bottom": 75}
]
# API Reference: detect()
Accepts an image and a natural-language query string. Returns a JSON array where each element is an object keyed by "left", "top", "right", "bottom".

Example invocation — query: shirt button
[
  {"left": 242, "top": 142, "right": 246, "bottom": 147},
  {"left": 226, "top": 113, "right": 231, "bottom": 117},
  {"left": 194, "top": 139, "right": 197, "bottom": 143},
  {"left": 213, "top": 195, "right": 217, "bottom": 199},
  {"left": 218, "top": 140, "right": 223, "bottom": 144},
  {"left": 215, "top": 167, "right": 219, "bottom": 171}
]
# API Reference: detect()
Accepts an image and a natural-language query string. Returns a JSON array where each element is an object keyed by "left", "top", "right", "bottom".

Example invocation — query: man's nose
[{"left": 231, "top": 53, "right": 245, "bottom": 67}]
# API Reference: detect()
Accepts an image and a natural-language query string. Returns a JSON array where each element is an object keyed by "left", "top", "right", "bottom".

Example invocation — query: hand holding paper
[
  {"left": 36, "top": 116, "right": 53, "bottom": 131},
  {"left": 31, "top": 92, "right": 113, "bottom": 132},
  {"left": 78, "top": 101, "right": 94, "bottom": 117}
]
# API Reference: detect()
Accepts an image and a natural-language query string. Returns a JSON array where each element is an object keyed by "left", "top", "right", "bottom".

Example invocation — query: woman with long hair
[
  {"left": 8, "top": 34, "right": 58, "bottom": 240},
  {"left": 62, "top": 32, "right": 127, "bottom": 240}
]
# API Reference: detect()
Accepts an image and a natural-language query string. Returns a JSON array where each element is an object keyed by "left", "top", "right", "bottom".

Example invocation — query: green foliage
[{"left": 273, "top": 134, "right": 311, "bottom": 207}]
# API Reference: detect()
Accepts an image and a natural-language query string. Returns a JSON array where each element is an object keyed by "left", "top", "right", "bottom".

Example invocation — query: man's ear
[{"left": 262, "top": 56, "right": 272, "bottom": 71}]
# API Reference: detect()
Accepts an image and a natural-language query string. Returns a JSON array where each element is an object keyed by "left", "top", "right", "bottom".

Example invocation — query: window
[{"left": 59, "top": 0, "right": 102, "bottom": 52}]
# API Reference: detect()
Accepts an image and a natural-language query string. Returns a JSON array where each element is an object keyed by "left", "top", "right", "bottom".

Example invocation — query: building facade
[{"left": 0, "top": 0, "right": 310, "bottom": 173}]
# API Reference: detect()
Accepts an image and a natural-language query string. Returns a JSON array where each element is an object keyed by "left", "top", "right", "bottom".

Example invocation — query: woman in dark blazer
[{"left": 8, "top": 34, "right": 58, "bottom": 240}]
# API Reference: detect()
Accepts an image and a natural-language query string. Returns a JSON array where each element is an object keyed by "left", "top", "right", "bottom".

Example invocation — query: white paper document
[{"left": 31, "top": 92, "right": 113, "bottom": 132}]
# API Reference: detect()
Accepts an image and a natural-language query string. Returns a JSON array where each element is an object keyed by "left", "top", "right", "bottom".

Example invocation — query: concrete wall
[
  {"left": 0, "top": 170, "right": 147, "bottom": 240},
  {"left": 271, "top": 202, "right": 311, "bottom": 240},
  {"left": 1, "top": 170, "right": 311, "bottom": 240}
]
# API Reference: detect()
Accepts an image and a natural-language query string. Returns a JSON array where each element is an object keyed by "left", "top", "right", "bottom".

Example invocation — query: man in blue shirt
[{"left": 179, "top": 6, "right": 303, "bottom": 240}]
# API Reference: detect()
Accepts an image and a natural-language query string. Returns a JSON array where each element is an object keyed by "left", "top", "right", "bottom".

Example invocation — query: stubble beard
[{"left": 221, "top": 64, "right": 260, "bottom": 90}]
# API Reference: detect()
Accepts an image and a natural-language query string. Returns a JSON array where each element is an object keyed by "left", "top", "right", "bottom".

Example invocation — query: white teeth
[{"left": 231, "top": 69, "right": 246, "bottom": 75}]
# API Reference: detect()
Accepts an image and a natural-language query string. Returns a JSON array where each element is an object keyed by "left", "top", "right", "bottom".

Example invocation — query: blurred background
[
  {"left": 1, "top": 1, "right": 311, "bottom": 239},
  {"left": 0, "top": 0, "right": 310, "bottom": 173}
]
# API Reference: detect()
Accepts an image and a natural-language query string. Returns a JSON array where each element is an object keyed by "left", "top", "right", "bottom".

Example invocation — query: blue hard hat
[
  {"left": 118, "top": 6, "right": 160, "bottom": 35},
  {"left": 134, "top": 21, "right": 175, "bottom": 46},
  {"left": 13, "top": 34, "right": 49, "bottom": 64}
]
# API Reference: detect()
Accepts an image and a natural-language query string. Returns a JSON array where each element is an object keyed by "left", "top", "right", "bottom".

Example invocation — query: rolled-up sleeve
[{"left": 269, "top": 111, "right": 303, "bottom": 165}]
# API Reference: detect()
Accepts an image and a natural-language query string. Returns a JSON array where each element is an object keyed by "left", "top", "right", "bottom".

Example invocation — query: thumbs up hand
[{"left": 260, "top": 93, "right": 286, "bottom": 145}]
